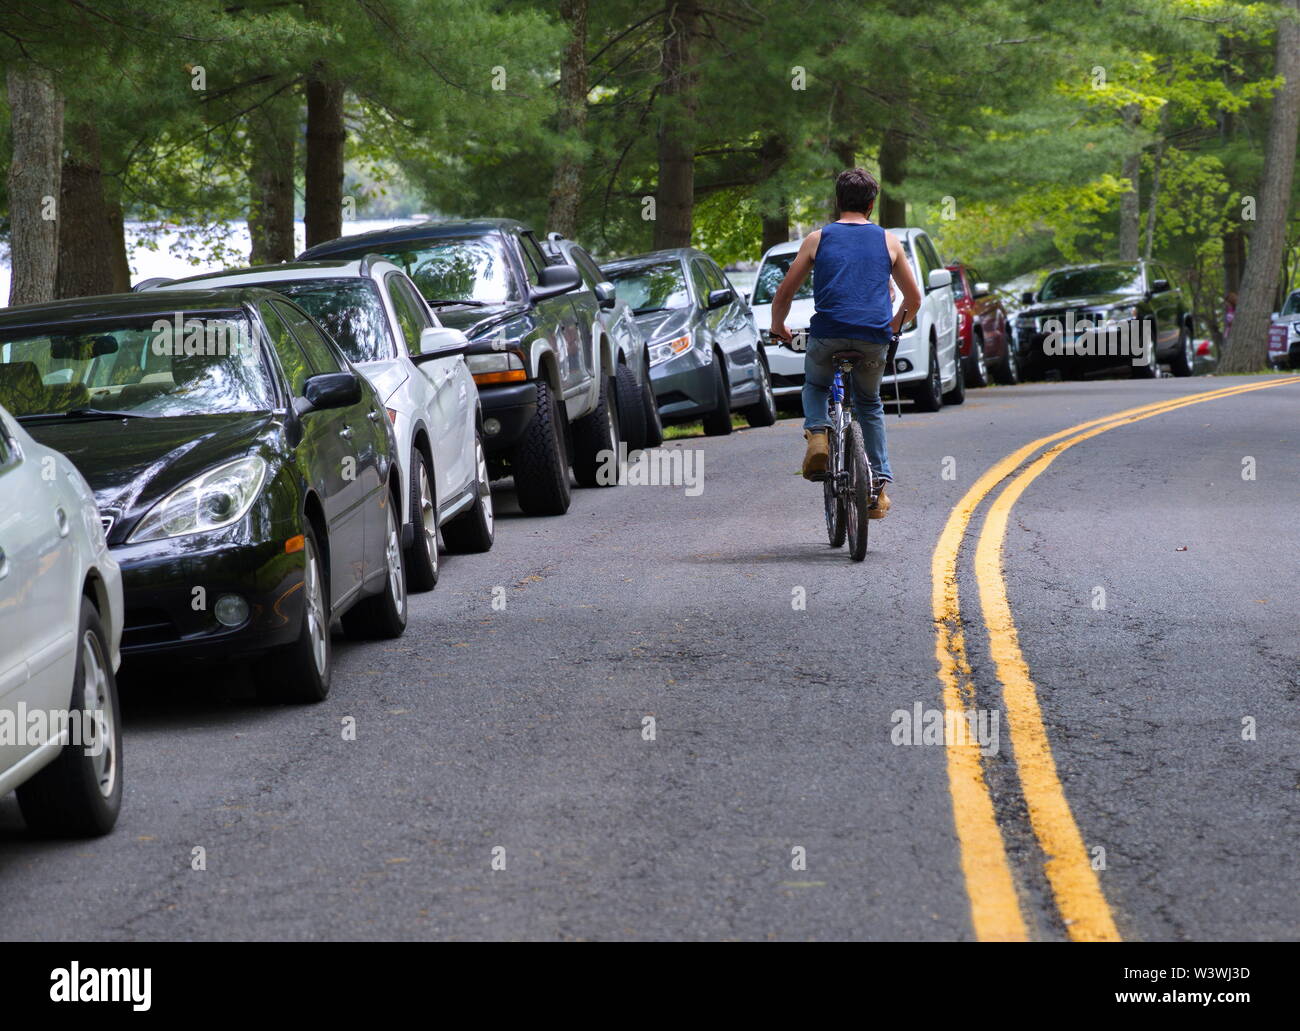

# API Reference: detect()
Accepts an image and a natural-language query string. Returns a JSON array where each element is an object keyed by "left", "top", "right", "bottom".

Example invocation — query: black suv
[
  {"left": 301, "top": 219, "right": 621, "bottom": 516},
  {"left": 1014, "top": 261, "right": 1196, "bottom": 378}
]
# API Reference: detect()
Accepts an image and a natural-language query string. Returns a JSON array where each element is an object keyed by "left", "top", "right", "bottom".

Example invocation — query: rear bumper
[{"left": 478, "top": 380, "right": 539, "bottom": 454}]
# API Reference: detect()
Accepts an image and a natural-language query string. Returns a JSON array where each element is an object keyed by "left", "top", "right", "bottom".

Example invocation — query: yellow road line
[
  {"left": 932, "top": 378, "right": 1296, "bottom": 941},
  {"left": 971, "top": 377, "right": 1298, "bottom": 941}
]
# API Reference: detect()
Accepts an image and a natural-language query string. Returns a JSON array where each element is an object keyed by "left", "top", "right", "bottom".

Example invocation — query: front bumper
[
  {"left": 650, "top": 347, "right": 717, "bottom": 419},
  {"left": 113, "top": 531, "right": 304, "bottom": 663},
  {"left": 477, "top": 380, "right": 539, "bottom": 454}
]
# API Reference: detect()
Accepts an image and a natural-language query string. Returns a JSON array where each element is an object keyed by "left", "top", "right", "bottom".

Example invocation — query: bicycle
[{"left": 789, "top": 322, "right": 902, "bottom": 561}]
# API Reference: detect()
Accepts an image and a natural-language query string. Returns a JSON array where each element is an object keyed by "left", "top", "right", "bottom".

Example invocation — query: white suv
[
  {"left": 149, "top": 258, "right": 493, "bottom": 590},
  {"left": 751, "top": 227, "right": 963, "bottom": 410},
  {"left": 0, "top": 404, "right": 124, "bottom": 835}
]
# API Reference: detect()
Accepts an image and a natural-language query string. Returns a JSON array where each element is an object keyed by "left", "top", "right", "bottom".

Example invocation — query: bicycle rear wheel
[
  {"left": 824, "top": 419, "right": 846, "bottom": 547},
  {"left": 845, "top": 420, "right": 872, "bottom": 561}
]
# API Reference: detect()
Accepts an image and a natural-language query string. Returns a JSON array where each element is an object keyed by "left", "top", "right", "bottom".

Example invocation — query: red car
[{"left": 947, "top": 263, "right": 1020, "bottom": 386}]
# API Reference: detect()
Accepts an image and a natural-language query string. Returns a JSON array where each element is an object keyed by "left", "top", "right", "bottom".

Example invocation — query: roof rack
[{"left": 132, "top": 276, "right": 175, "bottom": 292}]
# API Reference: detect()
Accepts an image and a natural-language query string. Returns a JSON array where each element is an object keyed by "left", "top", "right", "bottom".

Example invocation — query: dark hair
[{"left": 835, "top": 168, "right": 879, "bottom": 215}]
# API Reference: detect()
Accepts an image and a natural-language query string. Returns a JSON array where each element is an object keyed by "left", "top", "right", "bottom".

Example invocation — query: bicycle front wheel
[
  {"left": 845, "top": 420, "right": 872, "bottom": 561},
  {"left": 824, "top": 421, "right": 846, "bottom": 547}
]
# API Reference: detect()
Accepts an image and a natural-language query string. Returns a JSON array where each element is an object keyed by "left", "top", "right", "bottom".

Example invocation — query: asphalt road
[{"left": 2, "top": 373, "right": 1296, "bottom": 941}]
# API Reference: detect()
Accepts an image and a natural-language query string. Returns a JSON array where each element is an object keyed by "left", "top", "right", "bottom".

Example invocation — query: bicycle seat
[{"left": 832, "top": 350, "right": 867, "bottom": 365}]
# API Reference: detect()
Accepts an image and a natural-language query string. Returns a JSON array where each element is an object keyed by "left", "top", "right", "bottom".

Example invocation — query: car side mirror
[
  {"left": 706, "top": 287, "right": 734, "bottom": 309},
  {"left": 1152, "top": 278, "right": 1170, "bottom": 293},
  {"left": 530, "top": 264, "right": 581, "bottom": 302},
  {"left": 974, "top": 281, "right": 990, "bottom": 298},
  {"left": 1021, "top": 290, "right": 1036, "bottom": 305},
  {"left": 594, "top": 281, "right": 617, "bottom": 309},
  {"left": 302, "top": 370, "right": 362, "bottom": 411},
  {"left": 927, "top": 268, "right": 952, "bottom": 292},
  {"left": 413, "top": 326, "right": 471, "bottom": 362}
]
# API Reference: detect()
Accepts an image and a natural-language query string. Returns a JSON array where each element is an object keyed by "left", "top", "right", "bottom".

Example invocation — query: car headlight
[
  {"left": 466, "top": 350, "right": 527, "bottom": 384},
  {"left": 129, "top": 456, "right": 267, "bottom": 543},
  {"left": 649, "top": 334, "right": 692, "bottom": 366},
  {"left": 1103, "top": 305, "right": 1139, "bottom": 325}
]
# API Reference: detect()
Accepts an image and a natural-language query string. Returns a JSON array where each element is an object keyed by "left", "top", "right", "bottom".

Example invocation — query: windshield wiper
[
  {"left": 18, "top": 407, "right": 150, "bottom": 421},
  {"left": 425, "top": 299, "right": 488, "bottom": 308}
]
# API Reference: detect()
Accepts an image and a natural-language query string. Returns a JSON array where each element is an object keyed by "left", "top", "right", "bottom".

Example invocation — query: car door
[
  {"left": 388, "top": 271, "right": 472, "bottom": 502},
  {"left": 260, "top": 302, "right": 367, "bottom": 610},
  {"left": 520, "top": 231, "right": 585, "bottom": 402},
  {"left": 277, "top": 299, "right": 389, "bottom": 595},
  {"left": 706, "top": 259, "right": 759, "bottom": 392},
  {"left": 1149, "top": 263, "right": 1180, "bottom": 350},
  {"left": 0, "top": 416, "right": 78, "bottom": 774},
  {"left": 690, "top": 257, "right": 725, "bottom": 371}
]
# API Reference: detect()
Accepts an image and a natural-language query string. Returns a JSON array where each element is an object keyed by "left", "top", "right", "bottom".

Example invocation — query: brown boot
[
  {"left": 802, "top": 429, "right": 829, "bottom": 480},
  {"left": 868, "top": 483, "right": 891, "bottom": 519}
]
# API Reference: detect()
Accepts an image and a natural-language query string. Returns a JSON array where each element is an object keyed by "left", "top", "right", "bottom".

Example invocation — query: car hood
[
  {"left": 634, "top": 307, "right": 694, "bottom": 343},
  {"left": 749, "top": 295, "right": 814, "bottom": 328},
  {"left": 1020, "top": 292, "right": 1141, "bottom": 317},
  {"left": 356, "top": 358, "right": 410, "bottom": 405},
  {"left": 435, "top": 302, "right": 531, "bottom": 341},
  {"left": 23, "top": 412, "right": 280, "bottom": 534}
]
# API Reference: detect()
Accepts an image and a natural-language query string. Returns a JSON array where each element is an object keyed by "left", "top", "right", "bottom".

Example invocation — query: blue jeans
[{"left": 802, "top": 336, "right": 893, "bottom": 483}]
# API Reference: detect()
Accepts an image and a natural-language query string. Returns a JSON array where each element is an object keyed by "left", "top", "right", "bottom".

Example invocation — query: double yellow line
[{"left": 931, "top": 377, "right": 1299, "bottom": 941}]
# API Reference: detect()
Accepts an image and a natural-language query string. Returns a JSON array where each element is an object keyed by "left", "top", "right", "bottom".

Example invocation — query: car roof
[
  {"left": 601, "top": 247, "right": 709, "bottom": 271},
  {"left": 0, "top": 288, "right": 276, "bottom": 330},
  {"left": 299, "top": 218, "right": 527, "bottom": 259},
  {"left": 759, "top": 239, "right": 802, "bottom": 259},
  {"left": 151, "top": 259, "right": 398, "bottom": 290}
]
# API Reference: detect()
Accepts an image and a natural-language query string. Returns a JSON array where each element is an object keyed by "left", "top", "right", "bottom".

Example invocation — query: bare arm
[
  {"left": 887, "top": 232, "right": 923, "bottom": 334},
  {"left": 769, "top": 231, "right": 820, "bottom": 342}
]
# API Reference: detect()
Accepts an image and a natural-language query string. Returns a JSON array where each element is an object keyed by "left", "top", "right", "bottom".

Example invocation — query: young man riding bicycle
[{"left": 768, "top": 168, "right": 923, "bottom": 518}]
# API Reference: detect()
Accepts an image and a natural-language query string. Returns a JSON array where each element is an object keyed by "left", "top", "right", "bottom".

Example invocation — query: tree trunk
[
  {"left": 1118, "top": 105, "right": 1142, "bottom": 261},
  {"left": 7, "top": 67, "right": 65, "bottom": 306},
  {"left": 1219, "top": 35, "right": 1246, "bottom": 299},
  {"left": 1222, "top": 0, "right": 1300, "bottom": 372},
  {"left": 249, "top": 94, "right": 298, "bottom": 264},
  {"left": 55, "top": 122, "right": 118, "bottom": 299},
  {"left": 879, "top": 127, "right": 907, "bottom": 227},
  {"left": 547, "top": 0, "right": 588, "bottom": 239},
  {"left": 1224, "top": 228, "right": 1246, "bottom": 297},
  {"left": 1144, "top": 136, "right": 1163, "bottom": 261},
  {"left": 761, "top": 214, "right": 789, "bottom": 252},
  {"left": 758, "top": 134, "right": 789, "bottom": 250},
  {"left": 106, "top": 200, "right": 131, "bottom": 292},
  {"left": 653, "top": 1, "right": 699, "bottom": 250},
  {"left": 304, "top": 76, "right": 345, "bottom": 249}
]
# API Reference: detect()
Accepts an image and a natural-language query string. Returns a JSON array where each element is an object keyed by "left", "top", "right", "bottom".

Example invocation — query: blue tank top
[{"left": 808, "top": 221, "right": 892, "bottom": 343}]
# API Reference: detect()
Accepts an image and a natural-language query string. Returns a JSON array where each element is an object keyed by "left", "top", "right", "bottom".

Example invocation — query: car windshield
[
  {"left": 1040, "top": 266, "right": 1142, "bottom": 301},
  {"left": 0, "top": 313, "right": 275, "bottom": 418},
  {"left": 605, "top": 261, "right": 691, "bottom": 314},
  {"left": 1281, "top": 291, "right": 1300, "bottom": 317},
  {"left": 369, "top": 235, "right": 519, "bottom": 305},
  {"left": 263, "top": 279, "right": 391, "bottom": 364},
  {"left": 751, "top": 253, "right": 811, "bottom": 305}
]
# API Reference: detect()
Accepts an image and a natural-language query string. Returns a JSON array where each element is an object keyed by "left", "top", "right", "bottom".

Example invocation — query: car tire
[
  {"left": 259, "top": 524, "right": 332, "bottom": 703},
  {"left": 15, "top": 596, "right": 122, "bottom": 837},
  {"left": 993, "top": 338, "right": 1021, "bottom": 385},
  {"left": 1169, "top": 324, "right": 1194, "bottom": 377},
  {"left": 405, "top": 447, "right": 439, "bottom": 593},
  {"left": 963, "top": 334, "right": 990, "bottom": 388},
  {"left": 512, "top": 379, "right": 572, "bottom": 516},
  {"left": 572, "top": 373, "right": 620, "bottom": 487},
  {"left": 640, "top": 372, "right": 664, "bottom": 447},
  {"left": 441, "top": 432, "right": 495, "bottom": 553},
  {"left": 701, "top": 353, "right": 733, "bottom": 436},
  {"left": 911, "top": 343, "right": 943, "bottom": 412},
  {"left": 614, "top": 364, "right": 647, "bottom": 450},
  {"left": 341, "top": 491, "right": 409, "bottom": 640},
  {"left": 744, "top": 357, "right": 778, "bottom": 427}
]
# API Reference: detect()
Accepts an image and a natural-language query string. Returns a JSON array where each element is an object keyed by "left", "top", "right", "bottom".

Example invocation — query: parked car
[
  {"left": 300, "top": 219, "right": 623, "bottom": 515},
  {"left": 1268, "top": 289, "right": 1300, "bottom": 369},
  {"left": 1014, "top": 261, "right": 1196, "bottom": 378},
  {"left": 947, "top": 263, "right": 1019, "bottom": 386},
  {"left": 882, "top": 227, "right": 963, "bottom": 411},
  {"left": 0, "top": 289, "right": 407, "bottom": 703},
  {"left": 600, "top": 248, "right": 777, "bottom": 435},
  {"left": 0, "top": 404, "right": 124, "bottom": 835},
  {"left": 541, "top": 233, "right": 663, "bottom": 449},
  {"left": 748, "top": 239, "right": 812, "bottom": 400},
  {"left": 146, "top": 257, "right": 492, "bottom": 589}
]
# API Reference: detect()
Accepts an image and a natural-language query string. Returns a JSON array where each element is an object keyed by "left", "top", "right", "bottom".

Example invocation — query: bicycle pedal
[{"left": 808, "top": 470, "right": 829, "bottom": 482}]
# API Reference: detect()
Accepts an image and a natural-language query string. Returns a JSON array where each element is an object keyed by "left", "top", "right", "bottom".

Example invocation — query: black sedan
[{"left": 0, "top": 289, "right": 406, "bottom": 702}]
